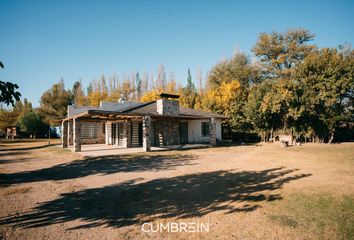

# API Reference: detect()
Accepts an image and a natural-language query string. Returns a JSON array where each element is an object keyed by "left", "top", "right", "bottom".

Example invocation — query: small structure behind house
[{"left": 6, "top": 126, "right": 19, "bottom": 139}]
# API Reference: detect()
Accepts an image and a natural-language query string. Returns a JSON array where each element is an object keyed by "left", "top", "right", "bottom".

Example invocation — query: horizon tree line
[{"left": 1, "top": 28, "right": 353, "bottom": 143}]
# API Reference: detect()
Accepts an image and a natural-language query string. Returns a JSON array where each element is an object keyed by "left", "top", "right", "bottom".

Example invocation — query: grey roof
[
  {"left": 67, "top": 100, "right": 228, "bottom": 119},
  {"left": 121, "top": 101, "right": 228, "bottom": 119},
  {"left": 67, "top": 101, "right": 142, "bottom": 117}
]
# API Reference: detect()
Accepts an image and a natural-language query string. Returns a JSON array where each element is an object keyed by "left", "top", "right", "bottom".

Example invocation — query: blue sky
[{"left": 1, "top": 0, "right": 353, "bottom": 106}]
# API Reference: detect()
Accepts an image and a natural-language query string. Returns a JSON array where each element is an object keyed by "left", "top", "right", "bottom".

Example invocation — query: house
[{"left": 61, "top": 94, "right": 228, "bottom": 152}]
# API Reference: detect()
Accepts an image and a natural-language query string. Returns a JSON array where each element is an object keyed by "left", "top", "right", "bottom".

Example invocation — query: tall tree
[
  {"left": 108, "top": 73, "right": 121, "bottom": 102},
  {"left": 141, "top": 72, "right": 149, "bottom": 95},
  {"left": 196, "top": 66, "right": 203, "bottom": 95},
  {"left": 208, "top": 53, "right": 260, "bottom": 88},
  {"left": 135, "top": 72, "right": 142, "bottom": 100},
  {"left": 293, "top": 48, "right": 354, "bottom": 143},
  {"left": 18, "top": 110, "right": 45, "bottom": 138},
  {"left": 157, "top": 64, "right": 166, "bottom": 90},
  {"left": 252, "top": 28, "right": 315, "bottom": 79},
  {"left": 38, "top": 79, "right": 73, "bottom": 125},
  {"left": 180, "top": 68, "right": 198, "bottom": 108},
  {"left": 72, "top": 80, "right": 87, "bottom": 106}
]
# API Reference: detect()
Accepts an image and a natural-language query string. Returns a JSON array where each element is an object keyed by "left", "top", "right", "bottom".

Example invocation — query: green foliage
[
  {"left": 18, "top": 111, "right": 44, "bottom": 138},
  {"left": 38, "top": 79, "right": 73, "bottom": 125},
  {"left": 208, "top": 53, "right": 261, "bottom": 88},
  {"left": 252, "top": 29, "right": 315, "bottom": 79},
  {"left": 135, "top": 72, "right": 142, "bottom": 99},
  {"left": 179, "top": 68, "right": 198, "bottom": 108},
  {"left": 0, "top": 61, "right": 21, "bottom": 106},
  {"left": 205, "top": 29, "right": 353, "bottom": 143}
]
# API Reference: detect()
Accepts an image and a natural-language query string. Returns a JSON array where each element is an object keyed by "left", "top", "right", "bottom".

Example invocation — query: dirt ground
[{"left": 0, "top": 140, "right": 353, "bottom": 240}]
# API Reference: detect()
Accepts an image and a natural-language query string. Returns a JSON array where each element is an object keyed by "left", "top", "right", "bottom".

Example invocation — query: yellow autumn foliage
[
  {"left": 203, "top": 80, "right": 240, "bottom": 114},
  {"left": 140, "top": 90, "right": 161, "bottom": 102}
]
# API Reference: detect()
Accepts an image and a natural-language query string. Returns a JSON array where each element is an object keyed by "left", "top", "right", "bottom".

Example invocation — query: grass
[{"left": 268, "top": 192, "right": 354, "bottom": 240}]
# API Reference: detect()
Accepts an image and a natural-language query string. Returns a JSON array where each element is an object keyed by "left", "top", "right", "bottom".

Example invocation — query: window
[
  {"left": 201, "top": 122, "right": 210, "bottom": 137},
  {"left": 81, "top": 122, "right": 97, "bottom": 139}
]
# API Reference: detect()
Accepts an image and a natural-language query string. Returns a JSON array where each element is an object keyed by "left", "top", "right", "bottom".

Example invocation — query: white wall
[
  {"left": 105, "top": 122, "right": 112, "bottom": 144},
  {"left": 186, "top": 119, "right": 222, "bottom": 143}
]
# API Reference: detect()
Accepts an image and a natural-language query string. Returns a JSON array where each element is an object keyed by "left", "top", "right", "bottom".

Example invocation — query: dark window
[{"left": 201, "top": 122, "right": 210, "bottom": 137}]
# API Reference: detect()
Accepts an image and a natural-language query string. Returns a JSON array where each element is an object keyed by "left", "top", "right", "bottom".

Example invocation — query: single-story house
[{"left": 61, "top": 93, "right": 228, "bottom": 152}]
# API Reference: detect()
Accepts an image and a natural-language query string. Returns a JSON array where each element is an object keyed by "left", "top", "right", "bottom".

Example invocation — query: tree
[
  {"left": 196, "top": 66, "right": 203, "bottom": 95},
  {"left": 121, "top": 78, "right": 134, "bottom": 100},
  {"left": 0, "top": 106, "right": 18, "bottom": 131},
  {"left": 207, "top": 53, "right": 260, "bottom": 88},
  {"left": 157, "top": 64, "right": 166, "bottom": 90},
  {"left": 141, "top": 72, "right": 149, "bottom": 95},
  {"left": 293, "top": 48, "right": 354, "bottom": 143},
  {"left": 72, "top": 80, "right": 87, "bottom": 106},
  {"left": 180, "top": 69, "right": 198, "bottom": 108},
  {"left": 252, "top": 28, "right": 315, "bottom": 79},
  {"left": 202, "top": 80, "right": 241, "bottom": 116},
  {"left": 18, "top": 111, "right": 44, "bottom": 138},
  {"left": 108, "top": 73, "right": 121, "bottom": 102},
  {"left": 135, "top": 72, "right": 142, "bottom": 100},
  {"left": 0, "top": 61, "right": 21, "bottom": 106},
  {"left": 140, "top": 90, "right": 161, "bottom": 102},
  {"left": 38, "top": 79, "right": 73, "bottom": 125},
  {"left": 204, "top": 53, "right": 260, "bottom": 132},
  {"left": 244, "top": 82, "right": 279, "bottom": 141}
]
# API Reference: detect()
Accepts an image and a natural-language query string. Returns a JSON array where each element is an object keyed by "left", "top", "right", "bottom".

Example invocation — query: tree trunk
[{"left": 328, "top": 131, "right": 335, "bottom": 144}]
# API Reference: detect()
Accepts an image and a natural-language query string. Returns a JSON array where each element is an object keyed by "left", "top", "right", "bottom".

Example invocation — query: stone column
[
  {"left": 125, "top": 120, "right": 132, "bottom": 148},
  {"left": 73, "top": 117, "right": 81, "bottom": 152},
  {"left": 209, "top": 118, "right": 217, "bottom": 146},
  {"left": 143, "top": 116, "right": 151, "bottom": 152},
  {"left": 61, "top": 120, "right": 68, "bottom": 148},
  {"left": 68, "top": 120, "right": 73, "bottom": 146}
]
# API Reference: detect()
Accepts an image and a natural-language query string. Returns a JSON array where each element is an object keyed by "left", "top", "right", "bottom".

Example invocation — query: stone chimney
[{"left": 156, "top": 93, "right": 180, "bottom": 115}]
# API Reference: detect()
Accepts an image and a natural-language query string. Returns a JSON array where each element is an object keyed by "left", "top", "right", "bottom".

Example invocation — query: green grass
[{"left": 268, "top": 192, "right": 354, "bottom": 239}]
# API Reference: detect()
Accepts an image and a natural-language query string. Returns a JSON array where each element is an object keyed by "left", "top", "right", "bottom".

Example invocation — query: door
[
  {"left": 180, "top": 122, "right": 188, "bottom": 144},
  {"left": 111, "top": 123, "right": 124, "bottom": 146}
]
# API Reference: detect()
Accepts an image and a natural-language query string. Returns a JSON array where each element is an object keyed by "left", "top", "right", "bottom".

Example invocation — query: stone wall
[
  {"left": 154, "top": 117, "right": 180, "bottom": 146},
  {"left": 156, "top": 99, "right": 179, "bottom": 115}
]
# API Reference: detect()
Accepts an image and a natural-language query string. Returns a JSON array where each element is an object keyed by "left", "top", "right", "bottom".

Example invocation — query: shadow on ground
[
  {"left": 0, "top": 154, "right": 196, "bottom": 185},
  {"left": 0, "top": 144, "right": 54, "bottom": 152},
  {"left": 0, "top": 167, "right": 311, "bottom": 229}
]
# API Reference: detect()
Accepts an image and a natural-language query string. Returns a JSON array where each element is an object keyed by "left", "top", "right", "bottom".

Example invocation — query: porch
[{"left": 61, "top": 112, "right": 219, "bottom": 153}]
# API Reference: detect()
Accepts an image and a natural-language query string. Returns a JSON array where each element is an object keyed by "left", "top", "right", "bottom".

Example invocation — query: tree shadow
[
  {"left": 0, "top": 144, "right": 53, "bottom": 152},
  {"left": 0, "top": 168, "right": 311, "bottom": 229},
  {"left": 0, "top": 154, "right": 197, "bottom": 186},
  {"left": 0, "top": 151, "right": 29, "bottom": 157}
]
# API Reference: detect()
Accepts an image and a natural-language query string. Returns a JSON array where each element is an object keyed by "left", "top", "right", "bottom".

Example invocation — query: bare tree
[{"left": 196, "top": 66, "right": 203, "bottom": 95}]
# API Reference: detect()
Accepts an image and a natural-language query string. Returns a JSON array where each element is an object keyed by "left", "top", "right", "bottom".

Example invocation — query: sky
[{"left": 1, "top": 0, "right": 354, "bottom": 107}]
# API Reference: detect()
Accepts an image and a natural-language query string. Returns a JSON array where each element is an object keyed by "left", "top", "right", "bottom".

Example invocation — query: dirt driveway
[{"left": 0, "top": 141, "right": 353, "bottom": 240}]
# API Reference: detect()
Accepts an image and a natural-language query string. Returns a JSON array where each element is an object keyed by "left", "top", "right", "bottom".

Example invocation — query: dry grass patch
[{"left": 268, "top": 192, "right": 354, "bottom": 240}]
